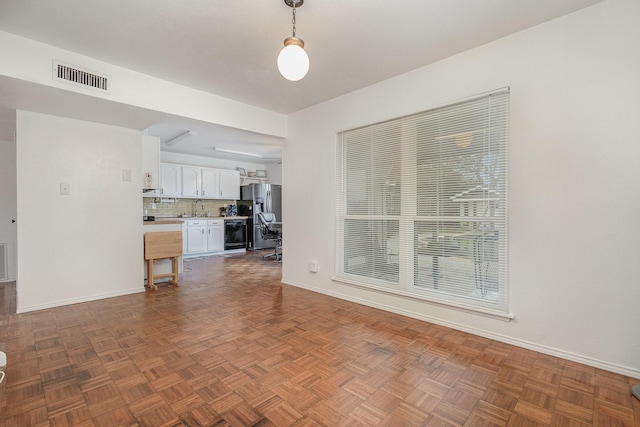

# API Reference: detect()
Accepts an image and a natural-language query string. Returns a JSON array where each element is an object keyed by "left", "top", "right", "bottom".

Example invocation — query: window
[{"left": 335, "top": 89, "right": 510, "bottom": 316}]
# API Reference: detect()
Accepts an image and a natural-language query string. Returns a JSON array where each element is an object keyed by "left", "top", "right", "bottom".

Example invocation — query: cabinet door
[
  {"left": 219, "top": 169, "right": 240, "bottom": 199},
  {"left": 201, "top": 168, "right": 219, "bottom": 199},
  {"left": 160, "top": 163, "right": 181, "bottom": 197},
  {"left": 207, "top": 221, "right": 224, "bottom": 252},
  {"left": 186, "top": 226, "right": 206, "bottom": 253},
  {"left": 182, "top": 224, "right": 188, "bottom": 254},
  {"left": 181, "top": 166, "right": 201, "bottom": 198}
]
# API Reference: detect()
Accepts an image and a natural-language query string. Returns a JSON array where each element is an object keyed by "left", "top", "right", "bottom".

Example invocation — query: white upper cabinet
[
  {"left": 160, "top": 163, "right": 181, "bottom": 197},
  {"left": 160, "top": 163, "right": 240, "bottom": 200},
  {"left": 201, "top": 167, "right": 219, "bottom": 199},
  {"left": 219, "top": 169, "right": 240, "bottom": 199},
  {"left": 181, "top": 166, "right": 201, "bottom": 197}
]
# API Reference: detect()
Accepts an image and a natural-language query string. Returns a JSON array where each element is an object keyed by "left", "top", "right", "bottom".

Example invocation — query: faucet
[{"left": 194, "top": 199, "right": 204, "bottom": 217}]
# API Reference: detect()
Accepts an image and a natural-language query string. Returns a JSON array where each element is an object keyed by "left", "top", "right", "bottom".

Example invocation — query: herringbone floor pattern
[{"left": 0, "top": 252, "right": 638, "bottom": 426}]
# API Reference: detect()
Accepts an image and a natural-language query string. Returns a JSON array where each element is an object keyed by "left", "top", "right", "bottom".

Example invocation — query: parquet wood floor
[{"left": 0, "top": 252, "right": 638, "bottom": 426}]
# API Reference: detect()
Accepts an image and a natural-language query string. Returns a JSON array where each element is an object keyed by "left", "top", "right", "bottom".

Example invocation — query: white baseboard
[
  {"left": 17, "top": 287, "right": 143, "bottom": 313},
  {"left": 281, "top": 277, "right": 640, "bottom": 379}
]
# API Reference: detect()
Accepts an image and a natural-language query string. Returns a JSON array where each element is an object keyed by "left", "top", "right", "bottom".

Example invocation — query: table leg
[{"left": 146, "top": 260, "right": 158, "bottom": 291}]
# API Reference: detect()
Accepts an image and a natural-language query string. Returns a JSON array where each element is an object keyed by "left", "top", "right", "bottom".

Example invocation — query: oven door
[{"left": 224, "top": 219, "right": 247, "bottom": 250}]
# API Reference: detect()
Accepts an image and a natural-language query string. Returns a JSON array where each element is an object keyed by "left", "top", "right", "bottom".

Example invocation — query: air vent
[{"left": 53, "top": 60, "right": 110, "bottom": 92}]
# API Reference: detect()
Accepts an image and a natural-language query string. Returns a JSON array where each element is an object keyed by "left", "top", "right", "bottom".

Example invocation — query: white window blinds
[{"left": 335, "top": 89, "right": 510, "bottom": 316}]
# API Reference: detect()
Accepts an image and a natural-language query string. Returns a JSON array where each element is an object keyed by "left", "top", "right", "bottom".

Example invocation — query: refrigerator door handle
[{"left": 266, "top": 190, "right": 272, "bottom": 213}]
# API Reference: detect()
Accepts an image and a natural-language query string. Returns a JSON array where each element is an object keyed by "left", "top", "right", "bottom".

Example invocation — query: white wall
[
  {"left": 0, "top": 139, "right": 17, "bottom": 281},
  {"left": 16, "top": 111, "right": 143, "bottom": 312},
  {"left": 0, "top": 30, "right": 287, "bottom": 139},
  {"left": 282, "top": 0, "right": 640, "bottom": 377}
]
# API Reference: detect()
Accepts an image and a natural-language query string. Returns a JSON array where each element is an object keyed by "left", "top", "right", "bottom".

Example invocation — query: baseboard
[
  {"left": 17, "top": 287, "right": 143, "bottom": 314},
  {"left": 281, "top": 277, "right": 640, "bottom": 379}
]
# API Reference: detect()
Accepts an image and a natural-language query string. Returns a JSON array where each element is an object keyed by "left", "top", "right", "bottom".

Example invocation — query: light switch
[
  {"left": 309, "top": 261, "right": 318, "bottom": 273},
  {"left": 122, "top": 169, "right": 132, "bottom": 182},
  {"left": 60, "top": 183, "right": 70, "bottom": 195}
]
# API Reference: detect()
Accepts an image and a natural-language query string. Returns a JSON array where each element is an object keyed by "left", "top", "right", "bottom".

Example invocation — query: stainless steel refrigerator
[{"left": 238, "top": 183, "right": 282, "bottom": 250}]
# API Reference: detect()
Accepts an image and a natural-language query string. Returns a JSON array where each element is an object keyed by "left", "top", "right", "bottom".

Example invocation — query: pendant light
[{"left": 277, "top": 0, "right": 309, "bottom": 81}]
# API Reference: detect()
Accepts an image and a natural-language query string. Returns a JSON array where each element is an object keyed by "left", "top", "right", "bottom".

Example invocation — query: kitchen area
[{"left": 142, "top": 135, "right": 282, "bottom": 287}]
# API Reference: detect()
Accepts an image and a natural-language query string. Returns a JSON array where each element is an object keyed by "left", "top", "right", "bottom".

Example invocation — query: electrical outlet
[{"left": 0, "top": 351, "right": 6, "bottom": 371}]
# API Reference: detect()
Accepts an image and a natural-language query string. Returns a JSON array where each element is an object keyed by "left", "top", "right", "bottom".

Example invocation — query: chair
[
  {"left": 258, "top": 212, "right": 282, "bottom": 261},
  {"left": 144, "top": 231, "right": 182, "bottom": 290}
]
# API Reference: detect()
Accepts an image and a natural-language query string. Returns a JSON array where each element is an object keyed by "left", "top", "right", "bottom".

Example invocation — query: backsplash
[{"left": 142, "top": 198, "right": 237, "bottom": 218}]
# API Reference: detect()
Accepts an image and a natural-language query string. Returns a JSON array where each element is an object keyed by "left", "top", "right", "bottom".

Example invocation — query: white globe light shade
[{"left": 277, "top": 43, "right": 309, "bottom": 81}]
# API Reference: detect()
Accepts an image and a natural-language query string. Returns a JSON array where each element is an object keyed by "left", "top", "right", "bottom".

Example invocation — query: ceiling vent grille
[{"left": 53, "top": 60, "right": 110, "bottom": 93}]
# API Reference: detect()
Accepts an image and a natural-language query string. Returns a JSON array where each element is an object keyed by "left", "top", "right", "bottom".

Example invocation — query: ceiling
[{"left": 0, "top": 0, "right": 604, "bottom": 161}]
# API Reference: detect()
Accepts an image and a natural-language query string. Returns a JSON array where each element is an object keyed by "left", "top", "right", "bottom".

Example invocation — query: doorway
[
  {"left": 0, "top": 139, "right": 16, "bottom": 285},
  {"left": 0, "top": 138, "right": 15, "bottom": 416}
]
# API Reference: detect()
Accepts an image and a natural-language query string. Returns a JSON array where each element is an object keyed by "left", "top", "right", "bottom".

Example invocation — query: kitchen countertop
[
  {"left": 143, "top": 219, "right": 185, "bottom": 225},
  {"left": 177, "top": 216, "right": 248, "bottom": 220},
  {"left": 143, "top": 216, "right": 248, "bottom": 224}
]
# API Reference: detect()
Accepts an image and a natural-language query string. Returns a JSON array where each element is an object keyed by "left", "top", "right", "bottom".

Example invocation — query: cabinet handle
[{"left": 203, "top": 190, "right": 205, "bottom": 196}]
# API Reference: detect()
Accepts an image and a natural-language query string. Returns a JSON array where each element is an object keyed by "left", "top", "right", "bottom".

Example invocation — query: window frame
[{"left": 334, "top": 88, "right": 512, "bottom": 319}]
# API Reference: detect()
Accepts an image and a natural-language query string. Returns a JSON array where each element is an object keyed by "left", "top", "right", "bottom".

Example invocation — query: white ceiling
[{"left": 0, "top": 0, "right": 604, "bottom": 161}]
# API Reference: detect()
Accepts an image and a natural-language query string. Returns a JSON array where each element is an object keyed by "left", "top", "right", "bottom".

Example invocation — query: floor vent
[
  {"left": 53, "top": 60, "right": 110, "bottom": 92},
  {"left": 0, "top": 243, "right": 6, "bottom": 281}
]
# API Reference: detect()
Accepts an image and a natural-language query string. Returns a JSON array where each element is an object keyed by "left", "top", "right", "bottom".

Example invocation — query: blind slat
[{"left": 336, "top": 89, "right": 510, "bottom": 314}]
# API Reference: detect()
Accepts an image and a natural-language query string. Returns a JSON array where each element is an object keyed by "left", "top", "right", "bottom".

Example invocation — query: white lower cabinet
[
  {"left": 182, "top": 224, "right": 188, "bottom": 254},
  {"left": 207, "top": 220, "right": 224, "bottom": 252},
  {"left": 185, "top": 219, "right": 224, "bottom": 255},
  {"left": 186, "top": 220, "right": 206, "bottom": 253}
]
